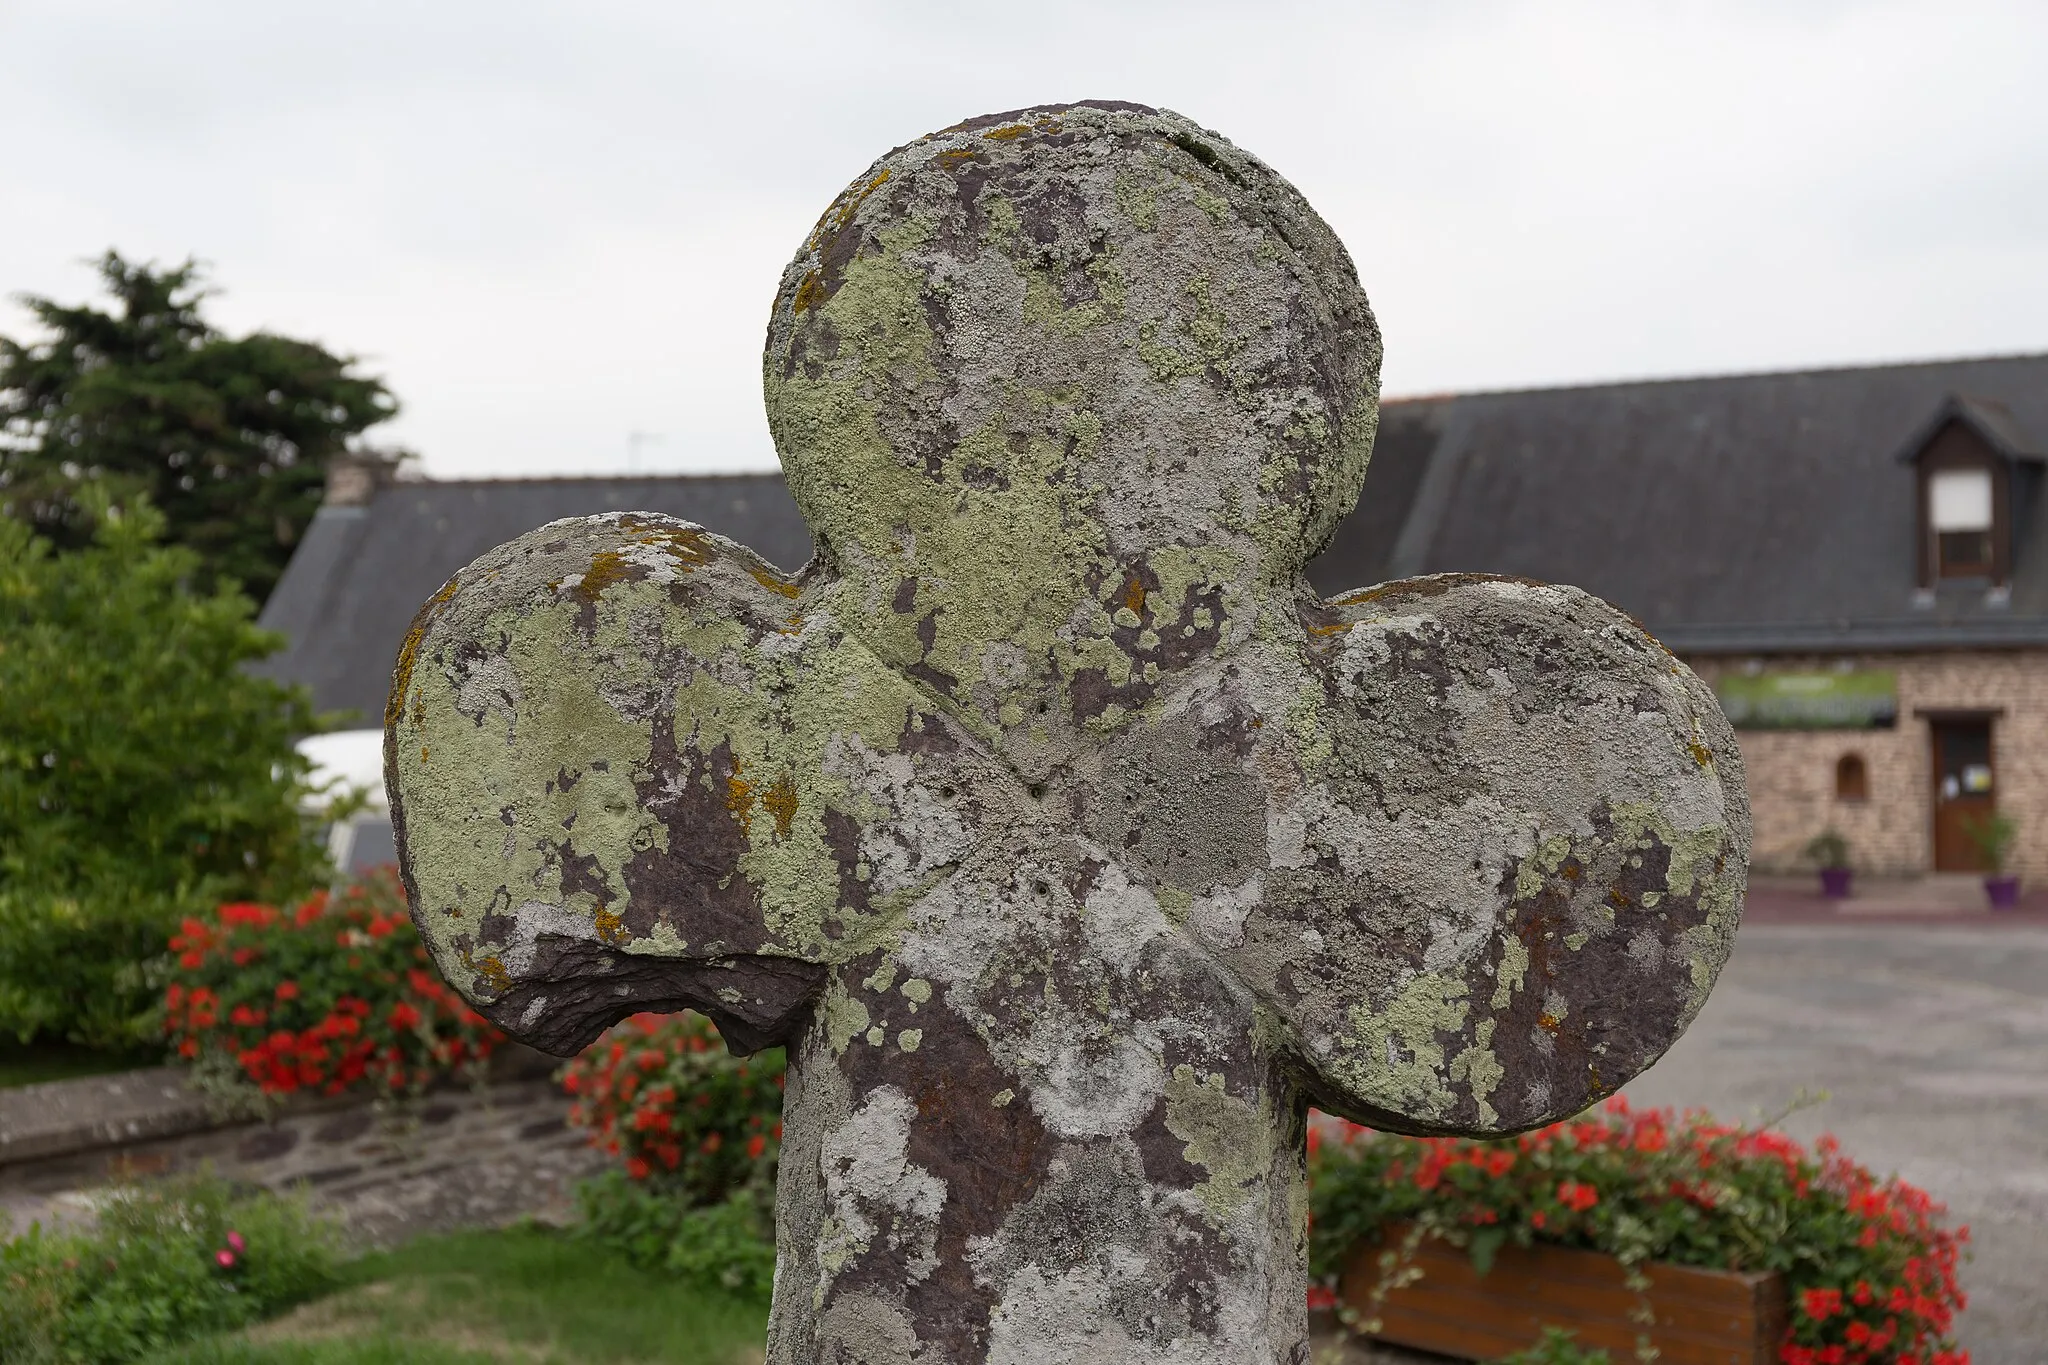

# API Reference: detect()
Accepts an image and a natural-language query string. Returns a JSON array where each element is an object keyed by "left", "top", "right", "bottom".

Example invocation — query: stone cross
[{"left": 386, "top": 102, "right": 1749, "bottom": 1365}]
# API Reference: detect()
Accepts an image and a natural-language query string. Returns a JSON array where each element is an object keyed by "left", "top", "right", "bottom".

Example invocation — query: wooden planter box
[{"left": 1337, "top": 1227, "right": 1787, "bottom": 1365}]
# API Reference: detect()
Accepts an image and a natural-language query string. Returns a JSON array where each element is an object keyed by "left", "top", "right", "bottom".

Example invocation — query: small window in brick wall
[{"left": 1835, "top": 753, "right": 1869, "bottom": 803}]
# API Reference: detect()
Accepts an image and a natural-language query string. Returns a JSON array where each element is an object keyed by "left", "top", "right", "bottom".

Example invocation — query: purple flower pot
[
  {"left": 1819, "top": 867, "right": 1853, "bottom": 899},
  {"left": 1985, "top": 875, "right": 2022, "bottom": 911}
]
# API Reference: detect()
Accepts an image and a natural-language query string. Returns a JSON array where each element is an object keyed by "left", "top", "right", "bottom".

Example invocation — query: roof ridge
[
  {"left": 1380, "top": 348, "right": 2048, "bottom": 406},
  {"left": 389, "top": 469, "right": 787, "bottom": 489}
]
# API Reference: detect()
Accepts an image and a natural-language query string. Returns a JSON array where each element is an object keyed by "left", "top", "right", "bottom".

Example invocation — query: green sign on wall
[{"left": 1713, "top": 671, "right": 1898, "bottom": 730}]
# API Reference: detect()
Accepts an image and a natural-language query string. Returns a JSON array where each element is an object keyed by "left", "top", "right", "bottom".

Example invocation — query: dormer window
[
  {"left": 1901, "top": 394, "right": 2042, "bottom": 590},
  {"left": 1929, "top": 466, "right": 1994, "bottom": 577}
]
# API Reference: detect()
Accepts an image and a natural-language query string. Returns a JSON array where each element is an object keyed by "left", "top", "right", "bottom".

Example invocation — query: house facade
[
  {"left": 260, "top": 353, "right": 2048, "bottom": 883},
  {"left": 1305, "top": 354, "right": 2048, "bottom": 882}
]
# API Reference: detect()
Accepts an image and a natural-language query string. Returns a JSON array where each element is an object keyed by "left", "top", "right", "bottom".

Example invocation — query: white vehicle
[{"left": 296, "top": 728, "right": 396, "bottom": 879}]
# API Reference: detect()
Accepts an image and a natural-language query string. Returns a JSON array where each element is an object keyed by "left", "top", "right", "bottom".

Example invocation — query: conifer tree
[{"left": 0, "top": 252, "right": 398, "bottom": 602}]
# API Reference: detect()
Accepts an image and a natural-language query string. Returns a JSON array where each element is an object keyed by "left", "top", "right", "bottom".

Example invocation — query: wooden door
[{"left": 1931, "top": 719, "right": 1996, "bottom": 872}]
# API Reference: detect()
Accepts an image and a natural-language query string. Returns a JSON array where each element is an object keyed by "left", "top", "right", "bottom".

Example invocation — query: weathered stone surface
[{"left": 385, "top": 102, "right": 1749, "bottom": 1364}]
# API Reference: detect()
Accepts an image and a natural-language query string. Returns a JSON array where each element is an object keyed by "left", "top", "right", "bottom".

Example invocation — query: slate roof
[
  {"left": 258, "top": 352, "right": 2048, "bottom": 721},
  {"left": 1305, "top": 352, "right": 2048, "bottom": 653},
  {"left": 255, "top": 475, "right": 808, "bottom": 723}
]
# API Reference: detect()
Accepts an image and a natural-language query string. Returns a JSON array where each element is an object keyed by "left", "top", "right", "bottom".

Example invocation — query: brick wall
[{"left": 1684, "top": 649, "right": 2048, "bottom": 880}]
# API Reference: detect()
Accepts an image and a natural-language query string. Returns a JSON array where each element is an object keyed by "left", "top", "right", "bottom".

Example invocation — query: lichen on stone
[{"left": 385, "top": 100, "right": 1749, "bottom": 1365}]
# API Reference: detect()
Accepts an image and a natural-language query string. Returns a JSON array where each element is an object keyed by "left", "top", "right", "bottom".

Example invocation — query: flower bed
[
  {"left": 559, "top": 1011, "right": 786, "bottom": 1300},
  {"left": 557, "top": 1017, "right": 1969, "bottom": 1360},
  {"left": 1309, "top": 1098, "right": 1970, "bottom": 1365},
  {"left": 161, "top": 868, "right": 504, "bottom": 1101},
  {"left": 561, "top": 1011, "right": 783, "bottom": 1198}
]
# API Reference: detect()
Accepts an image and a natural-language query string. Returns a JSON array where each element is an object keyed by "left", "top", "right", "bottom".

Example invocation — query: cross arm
[
  {"left": 1244, "top": 574, "right": 1749, "bottom": 1135},
  {"left": 384, "top": 513, "right": 909, "bottom": 1055}
]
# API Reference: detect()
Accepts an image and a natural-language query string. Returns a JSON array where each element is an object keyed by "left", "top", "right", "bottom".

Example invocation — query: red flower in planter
[
  {"left": 1307, "top": 1104, "right": 1972, "bottom": 1365},
  {"left": 1801, "top": 1286, "right": 1843, "bottom": 1321}
]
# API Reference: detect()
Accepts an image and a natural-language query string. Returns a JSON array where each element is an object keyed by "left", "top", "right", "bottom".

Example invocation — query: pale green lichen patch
[
  {"left": 1164, "top": 1064, "right": 1271, "bottom": 1221},
  {"left": 1448, "top": 1019, "right": 1504, "bottom": 1127},
  {"left": 824, "top": 984, "right": 871, "bottom": 1055},
  {"left": 1333, "top": 973, "right": 1473, "bottom": 1124}
]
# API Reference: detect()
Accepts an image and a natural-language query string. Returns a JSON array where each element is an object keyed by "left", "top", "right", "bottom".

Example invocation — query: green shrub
[
  {"left": 1962, "top": 811, "right": 2016, "bottom": 874},
  {"left": 0, "top": 1172, "right": 343, "bottom": 1364},
  {"left": 573, "top": 1171, "right": 777, "bottom": 1302},
  {"left": 560, "top": 1012, "right": 785, "bottom": 1301},
  {"left": 1803, "top": 828, "right": 1851, "bottom": 871},
  {"left": 0, "top": 500, "right": 331, "bottom": 1047},
  {"left": 161, "top": 869, "right": 503, "bottom": 1105}
]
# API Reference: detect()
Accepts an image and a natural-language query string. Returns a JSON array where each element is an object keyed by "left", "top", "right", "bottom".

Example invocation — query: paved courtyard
[{"left": 1619, "top": 919, "right": 2048, "bottom": 1365}]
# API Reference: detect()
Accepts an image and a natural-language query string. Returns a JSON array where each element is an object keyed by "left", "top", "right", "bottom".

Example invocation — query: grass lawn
[
  {"left": 0, "top": 1039, "right": 160, "bottom": 1088},
  {"left": 146, "top": 1225, "right": 769, "bottom": 1365}
]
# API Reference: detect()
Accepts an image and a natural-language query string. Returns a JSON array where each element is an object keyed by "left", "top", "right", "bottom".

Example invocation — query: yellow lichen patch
[
  {"left": 1537, "top": 1012, "right": 1562, "bottom": 1034},
  {"left": 792, "top": 270, "right": 825, "bottom": 316},
  {"left": 616, "top": 515, "right": 711, "bottom": 568},
  {"left": 725, "top": 767, "right": 755, "bottom": 824},
  {"left": 594, "top": 906, "right": 626, "bottom": 946},
  {"left": 748, "top": 564, "right": 801, "bottom": 598},
  {"left": 460, "top": 948, "right": 512, "bottom": 994},
  {"left": 1119, "top": 571, "right": 1147, "bottom": 616},
  {"left": 982, "top": 124, "right": 1029, "bottom": 141},
  {"left": 834, "top": 170, "right": 891, "bottom": 233},
  {"left": 763, "top": 774, "right": 800, "bottom": 839},
  {"left": 385, "top": 575, "right": 461, "bottom": 726},
  {"left": 570, "top": 548, "right": 634, "bottom": 605},
  {"left": 804, "top": 170, "right": 894, "bottom": 258}
]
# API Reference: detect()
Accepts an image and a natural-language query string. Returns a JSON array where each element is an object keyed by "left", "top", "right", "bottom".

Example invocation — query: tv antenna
[{"left": 626, "top": 430, "right": 665, "bottom": 473}]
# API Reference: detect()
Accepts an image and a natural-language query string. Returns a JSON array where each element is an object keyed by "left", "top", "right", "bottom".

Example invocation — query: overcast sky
[{"left": 3, "top": 1, "right": 2043, "bottom": 479}]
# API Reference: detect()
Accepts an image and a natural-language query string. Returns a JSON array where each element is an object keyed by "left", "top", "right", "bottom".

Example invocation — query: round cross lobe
[
  {"left": 1243, "top": 575, "right": 1752, "bottom": 1135},
  {"left": 383, "top": 512, "right": 992, "bottom": 1058},
  {"left": 761, "top": 101, "right": 1382, "bottom": 747}
]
